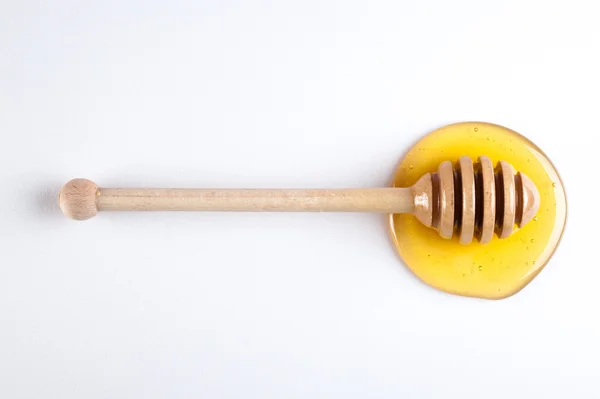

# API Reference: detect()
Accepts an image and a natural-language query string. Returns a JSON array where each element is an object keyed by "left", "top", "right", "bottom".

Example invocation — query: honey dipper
[{"left": 59, "top": 155, "right": 539, "bottom": 244}]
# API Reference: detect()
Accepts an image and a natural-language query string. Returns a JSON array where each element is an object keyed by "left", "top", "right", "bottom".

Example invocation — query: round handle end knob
[{"left": 58, "top": 178, "right": 99, "bottom": 220}]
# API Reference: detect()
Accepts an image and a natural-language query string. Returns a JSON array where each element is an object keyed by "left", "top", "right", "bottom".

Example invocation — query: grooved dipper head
[{"left": 411, "top": 157, "right": 540, "bottom": 243}]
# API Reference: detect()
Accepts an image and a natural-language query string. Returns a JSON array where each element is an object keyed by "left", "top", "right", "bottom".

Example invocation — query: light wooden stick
[
  {"left": 58, "top": 179, "right": 416, "bottom": 220},
  {"left": 97, "top": 187, "right": 414, "bottom": 213}
]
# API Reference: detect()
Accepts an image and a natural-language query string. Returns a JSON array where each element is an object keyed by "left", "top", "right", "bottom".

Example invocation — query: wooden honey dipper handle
[
  {"left": 59, "top": 156, "right": 541, "bottom": 244},
  {"left": 59, "top": 180, "right": 415, "bottom": 218}
]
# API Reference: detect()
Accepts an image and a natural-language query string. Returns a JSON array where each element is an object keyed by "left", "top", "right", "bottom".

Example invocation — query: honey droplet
[
  {"left": 533, "top": 217, "right": 538, "bottom": 222},
  {"left": 486, "top": 136, "right": 491, "bottom": 140},
  {"left": 474, "top": 127, "right": 479, "bottom": 132},
  {"left": 533, "top": 261, "right": 536, "bottom": 265},
  {"left": 531, "top": 239, "right": 536, "bottom": 243},
  {"left": 409, "top": 165, "right": 414, "bottom": 170},
  {"left": 552, "top": 182, "right": 557, "bottom": 187},
  {"left": 478, "top": 265, "right": 484, "bottom": 271}
]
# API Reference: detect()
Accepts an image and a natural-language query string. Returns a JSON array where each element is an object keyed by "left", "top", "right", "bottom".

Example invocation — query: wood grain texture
[
  {"left": 496, "top": 161, "right": 516, "bottom": 239},
  {"left": 516, "top": 172, "right": 540, "bottom": 227},
  {"left": 411, "top": 173, "right": 434, "bottom": 228},
  {"left": 458, "top": 156, "right": 475, "bottom": 245},
  {"left": 58, "top": 179, "right": 98, "bottom": 220},
  {"left": 477, "top": 156, "right": 496, "bottom": 244},
  {"left": 96, "top": 187, "right": 415, "bottom": 213},
  {"left": 437, "top": 161, "right": 455, "bottom": 239}
]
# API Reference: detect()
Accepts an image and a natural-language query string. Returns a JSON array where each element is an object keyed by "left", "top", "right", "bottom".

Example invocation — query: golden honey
[{"left": 390, "top": 122, "right": 567, "bottom": 299}]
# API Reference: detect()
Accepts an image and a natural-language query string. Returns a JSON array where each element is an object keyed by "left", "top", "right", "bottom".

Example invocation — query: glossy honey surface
[{"left": 390, "top": 122, "right": 567, "bottom": 299}]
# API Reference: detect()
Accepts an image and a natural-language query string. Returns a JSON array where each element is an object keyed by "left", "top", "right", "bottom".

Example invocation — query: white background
[{"left": 0, "top": 1, "right": 596, "bottom": 398}]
